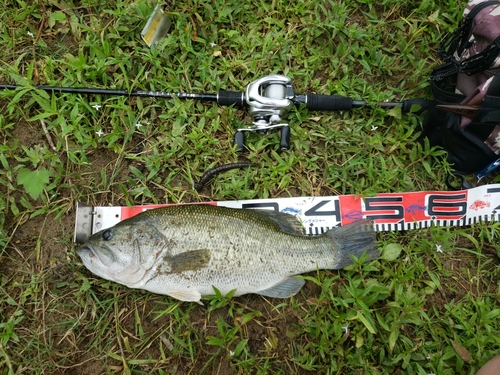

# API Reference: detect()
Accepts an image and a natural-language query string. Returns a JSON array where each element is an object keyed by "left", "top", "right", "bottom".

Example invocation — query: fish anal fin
[
  {"left": 168, "top": 289, "right": 203, "bottom": 304},
  {"left": 257, "top": 277, "right": 305, "bottom": 298}
]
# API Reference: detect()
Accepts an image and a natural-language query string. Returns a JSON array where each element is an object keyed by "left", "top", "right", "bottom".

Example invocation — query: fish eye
[{"left": 102, "top": 229, "right": 113, "bottom": 241}]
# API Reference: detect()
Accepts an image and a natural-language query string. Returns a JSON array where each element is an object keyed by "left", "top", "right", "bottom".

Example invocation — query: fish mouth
[
  {"left": 76, "top": 244, "right": 118, "bottom": 283},
  {"left": 77, "top": 243, "right": 117, "bottom": 269},
  {"left": 76, "top": 244, "right": 101, "bottom": 265}
]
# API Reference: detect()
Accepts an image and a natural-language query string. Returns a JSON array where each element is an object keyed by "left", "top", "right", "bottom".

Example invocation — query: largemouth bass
[{"left": 77, "top": 205, "right": 378, "bottom": 302}]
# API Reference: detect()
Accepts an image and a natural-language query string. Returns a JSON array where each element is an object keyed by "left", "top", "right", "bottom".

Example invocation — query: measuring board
[{"left": 74, "top": 184, "right": 500, "bottom": 243}]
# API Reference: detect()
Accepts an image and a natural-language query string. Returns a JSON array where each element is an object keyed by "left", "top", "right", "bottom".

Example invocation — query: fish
[{"left": 76, "top": 204, "right": 379, "bottom": 302}]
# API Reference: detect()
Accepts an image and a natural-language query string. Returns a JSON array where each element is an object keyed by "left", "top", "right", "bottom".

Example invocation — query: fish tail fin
[{"left": 325, "top": 219, "right": 379, "bottom": 269}]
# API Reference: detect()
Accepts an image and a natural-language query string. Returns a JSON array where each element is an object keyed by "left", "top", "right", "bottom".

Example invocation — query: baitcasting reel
[
  {"left": 221, "top": 74, "right": 376, "bottom": 152},
  {"left": 234, "top": 75, "right": 295, "bottom": 152}
]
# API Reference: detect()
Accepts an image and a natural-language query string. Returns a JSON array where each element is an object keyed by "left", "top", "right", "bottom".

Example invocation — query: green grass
[{"left": 1, "top": 0, "right": 499, "bottom": 374}]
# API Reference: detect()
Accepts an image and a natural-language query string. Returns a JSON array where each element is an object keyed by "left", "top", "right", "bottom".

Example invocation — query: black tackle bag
[{"left": 422, "top": 0, "right": 500, "bottom": 178}]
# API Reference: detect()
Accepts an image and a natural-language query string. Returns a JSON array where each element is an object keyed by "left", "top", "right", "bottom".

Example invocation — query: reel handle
[
  {"left": 234, "top": 131, "right": 246, "bottom": 152},
  {"left": 280, "top": 126, "right": 290, "bottom": 150}
]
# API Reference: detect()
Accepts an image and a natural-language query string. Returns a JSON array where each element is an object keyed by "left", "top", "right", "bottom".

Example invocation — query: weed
[{"left": 1, "top": 0, "right": 499, "bottom": 374}]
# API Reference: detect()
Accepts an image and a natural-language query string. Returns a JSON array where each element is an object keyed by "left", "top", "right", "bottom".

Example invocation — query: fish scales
[
  {"left": 144, "top": 205, "right": 334, "bottom": 294},
  {"left": 77, "top": 204, "right": 379, "bottom": 302}
]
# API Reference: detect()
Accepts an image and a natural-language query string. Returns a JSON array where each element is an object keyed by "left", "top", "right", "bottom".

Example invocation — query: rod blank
[{"left": 0, "top": 83, "right": 219, "bottom": 101}]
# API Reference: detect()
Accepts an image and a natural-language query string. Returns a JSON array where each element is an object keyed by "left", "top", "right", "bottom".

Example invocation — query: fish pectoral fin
[
  {"left": 257, "top": 277, "right": 305, "bottom": 298},
  {"left": 168, "top": 289, "right": 203, "bottom": 303}
]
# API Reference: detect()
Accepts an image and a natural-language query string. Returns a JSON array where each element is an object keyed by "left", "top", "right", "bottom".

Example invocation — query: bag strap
[
  {"left": 438, "top": 1, "right": 500, "bottom": 60},
  {"left": 432, "top": 1, "right": 500, "bottom": 81},
  {"left": 459, "top": 35, "right": 500, "bottom": 75}
]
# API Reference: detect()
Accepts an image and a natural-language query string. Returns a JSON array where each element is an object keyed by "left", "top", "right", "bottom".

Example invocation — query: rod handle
[
  {"left": 300, "top": 94, "right": 353, "bottom": 111},
  {"left": 218, "top": 90, "right": 245, "bottom": 107}
]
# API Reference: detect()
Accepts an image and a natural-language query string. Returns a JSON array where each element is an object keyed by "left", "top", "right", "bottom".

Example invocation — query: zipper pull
[{"left": 477, "top": 158, "right": 500, "bottom": 181}]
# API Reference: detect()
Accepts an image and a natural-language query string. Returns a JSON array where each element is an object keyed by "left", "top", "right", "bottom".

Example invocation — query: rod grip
[
  {"left": 304, "top": 94, "right": 353, "bottom": 111},
  {"left": 218, "top": 90, "right": 245, "bottom": 107}
]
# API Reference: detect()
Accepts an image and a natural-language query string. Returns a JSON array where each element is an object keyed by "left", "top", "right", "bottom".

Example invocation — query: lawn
[{"left": 1, "top": 0, "right": 499, "bottom": 374}]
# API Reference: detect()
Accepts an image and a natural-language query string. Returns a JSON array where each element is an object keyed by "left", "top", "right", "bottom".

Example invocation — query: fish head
[{"left": 77, "top": 218, "right": 164, "bottom": 286}]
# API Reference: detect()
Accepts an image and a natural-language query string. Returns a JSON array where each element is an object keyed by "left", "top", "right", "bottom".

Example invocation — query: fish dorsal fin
[
  {"left": 168, "top": 289, "right": 202, "bottom": 303},
  {"left": 253, "top": 210, "right": 305, "bottom": 235},
  {"left": 257, "top": 277, "right": 305, "bottom": 298}
]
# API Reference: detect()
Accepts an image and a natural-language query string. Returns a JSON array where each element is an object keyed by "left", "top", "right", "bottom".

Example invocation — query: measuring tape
[{"left": 74, "top": 184, "right": 500, "bottom": 243}]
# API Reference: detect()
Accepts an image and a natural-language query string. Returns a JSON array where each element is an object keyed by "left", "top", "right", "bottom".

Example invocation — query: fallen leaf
[
  {"left": 428, "top": 10, "right": 440, "bottom": 23},
  {"left": 382, "top": 243, "right": 403, "bottom": 261},
  {"left": 452, "top": 340, "right": 472, "bottom": 363},
  {"left": 387, "top": 105, "right": 402, "bottom": 120}
]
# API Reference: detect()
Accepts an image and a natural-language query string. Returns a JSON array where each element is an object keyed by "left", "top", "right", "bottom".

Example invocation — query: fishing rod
[{"left": 0, "top": 75, "right": 433, "bottom": 151}]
